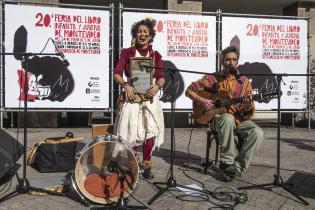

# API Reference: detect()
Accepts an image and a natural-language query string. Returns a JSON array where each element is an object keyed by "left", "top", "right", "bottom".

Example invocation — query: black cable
[
  {"left": 177, "top": 122, "right": 204, "bottom": 172},
  {"left": 1, "top": 73, "right": 25, "bottom": 195},
  {"left": 186, "top": 123, "right": 194, "bottom": 166},
  {"left": 173, "top": 101, "right": 176, "bottom": 159},
  {"left": 207, "top": 187, "right": 236, "bottom": 210},
  {"left": 182, "top": 169, "right": 205, "bottom": 190},
  {"left": 158, "top": 154, "right": 200, "bottom": 160},
  {"left": 179, "top": 127, "right": 245, "bottom": 210},
  {"left": 176, "top": 166, "right": 235, "bottom": 209},
  {"left": 182, "top": 122, "right": 210, "bottom": 170},
  {"left": 39, "top": 38, "right": 53, "bottom": 54},
  {"left": 122, "top": 176, "right": 152, "bottom": 210},
  {"left": 0, "top": 178, "right": 12, "bottom": 196},
  {"left": 151, "top": 148, "right": 238, "bottom": 210},
  {"left": 2, "top": 37, "right": 58, "bottom": 197},
  {"left": 168, "top": 188, "right": 209, "bottom": 202},
  {"left": 126, "top": 190, "right": 152, "bottom": 210},
  {"left": 165, "top": 101, "right": 176, "bottom": 183},
  {"left": 164, "top": 181, "right": 236, "bottom": 210},
  {"left": 210, "top": 186, "right": 248, "bottom": 209},
  {"left": 212, "top": 186, "right": 236, "bottom": 202},
  {"left": 165, "top": 167, "right": 171, "bottom": 183},
  {"left": 16, "top": 82, "right": 32, "bottom": 151},
  {"left": 208, "top": 204, "right": 234, "bottom": 210},
  {"left": 173, "top": 121, "right": 208, "bottom": 196},
  {"left": 17, "top": 67, "right": 23, "bottom": 139},
  {"left": 6, "top": 64, "right": 25, "bottom": 193},
  {"left": 171, "top": 148, "right": 232, "bottom": 210}
]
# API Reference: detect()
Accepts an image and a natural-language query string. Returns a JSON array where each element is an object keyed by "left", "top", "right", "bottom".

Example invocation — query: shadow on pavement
[
  {"left": 278, "top": 138, "right": 315, "bottom": 152},
  {"left": 153, "top": 148, "right": 230, "bottom": 182},
  {"left": 287, "top": 171, "right": 315, "bottom": 199}
]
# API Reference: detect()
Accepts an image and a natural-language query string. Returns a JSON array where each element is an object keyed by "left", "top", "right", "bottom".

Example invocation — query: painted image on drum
[{"left": 73, "top": 135, "right": 139, "bottom": 204}]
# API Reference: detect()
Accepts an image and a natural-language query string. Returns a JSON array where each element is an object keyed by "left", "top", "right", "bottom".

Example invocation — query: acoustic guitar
[{"left": 193, "top": 90, "right": 278, "bottom": 125}]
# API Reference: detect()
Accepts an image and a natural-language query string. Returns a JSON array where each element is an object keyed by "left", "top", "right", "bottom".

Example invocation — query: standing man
[{"left": 186, "top": 46, "right": 263, "bottom": 180}]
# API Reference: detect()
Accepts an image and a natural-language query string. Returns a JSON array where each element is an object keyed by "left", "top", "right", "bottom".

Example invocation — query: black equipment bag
[{"left": 28, "top": 135, "right": 84, "bottom": 173}]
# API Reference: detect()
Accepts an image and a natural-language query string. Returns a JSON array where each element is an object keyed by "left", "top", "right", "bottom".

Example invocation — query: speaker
[{"left": 0, "top": 129, "right": 23, "bottom": 179}]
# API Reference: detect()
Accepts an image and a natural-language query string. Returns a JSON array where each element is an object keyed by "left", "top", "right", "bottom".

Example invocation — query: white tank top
[{"left": 135, "top": 49, "right": 149, "bottom": 57}]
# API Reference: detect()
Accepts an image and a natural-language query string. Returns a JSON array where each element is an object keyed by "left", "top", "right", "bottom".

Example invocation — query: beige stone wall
[
  {"left": 298, "top": 8, "right": 315, "bottom": 63},
  {"left": 167, "top": 0, "right": 202, "bottom": 12},
  {"left": 298, "top": 8, "right": 315, "bottom": 111},
  {"left": 308, "top": 9, "right": 315, "bottom": 64}
]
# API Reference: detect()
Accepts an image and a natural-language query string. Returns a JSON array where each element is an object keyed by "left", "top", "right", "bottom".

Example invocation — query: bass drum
[{"left": 73, "top": 134, "right": 139, "bottom": 204}]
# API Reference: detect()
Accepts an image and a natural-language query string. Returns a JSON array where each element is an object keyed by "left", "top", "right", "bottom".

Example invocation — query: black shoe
[
  {"left": 224, "top": 165, "right": 241, "bottom": 178},
  {"left": 222, "top": 173, "right": 233, "bottom": 182},
  {"left": 141, "top": 168, "right": 154, "bottom": 180},
  {"left": 219, "top": 162, "right": 231, "bottom": 171}
]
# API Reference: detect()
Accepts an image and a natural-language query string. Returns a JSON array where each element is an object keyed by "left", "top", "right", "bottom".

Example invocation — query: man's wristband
[{"left": 121, "top": 82, "right": 128, "bottom": 88}]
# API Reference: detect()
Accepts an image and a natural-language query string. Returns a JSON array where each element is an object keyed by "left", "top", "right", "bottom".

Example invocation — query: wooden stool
[{"left": 204, "top": 128, "right": 219, "bottom": 174}]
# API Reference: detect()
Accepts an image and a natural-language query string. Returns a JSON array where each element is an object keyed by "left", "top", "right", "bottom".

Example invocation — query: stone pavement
[{"left": 0, "top": 125, "right": 314, "bottom": 210}]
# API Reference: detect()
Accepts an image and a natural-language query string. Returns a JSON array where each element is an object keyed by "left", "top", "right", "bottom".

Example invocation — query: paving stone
[{"left": 0, "top": 127, "right": 314, "bottom": 210}]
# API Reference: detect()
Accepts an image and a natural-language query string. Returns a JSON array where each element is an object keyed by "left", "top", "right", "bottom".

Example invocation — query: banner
[
  {"left": 5, "top": 4, "right": 110, "bottom": 109},
  {"left": 122, "top": 12, "right": 216, "bottom": 109},
  {"left": 222, "top": 17, "right": 308, "bottom": 110}
]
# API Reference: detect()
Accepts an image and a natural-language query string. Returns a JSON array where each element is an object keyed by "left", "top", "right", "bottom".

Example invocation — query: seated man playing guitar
[{"left": 185, "top": 45, "right": 264, "bottom": 181}]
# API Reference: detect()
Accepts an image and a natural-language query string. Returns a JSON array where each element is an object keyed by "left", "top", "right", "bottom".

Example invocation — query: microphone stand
[
  {"left": 0, "top": 52, "right": 62, "bottom": 203},
  {"left": 141, "top": 65, "right": 212, "bottom": 205},
  {"left": 238, "top": 73, "right": 313, "bottom": 206}
]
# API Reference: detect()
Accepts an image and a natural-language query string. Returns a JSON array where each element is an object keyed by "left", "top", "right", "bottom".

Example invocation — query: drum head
[{"left": 74, "top": 135, "right": 139, "bottom": 204}]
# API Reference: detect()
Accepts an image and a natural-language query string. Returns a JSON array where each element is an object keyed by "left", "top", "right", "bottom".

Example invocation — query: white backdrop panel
[
  {"left": 222, "top": 16, "right": 308, "bottom": 110},
  {"left": 5, "top": 4, "right": 110, "bottom": 108},
  {"left": 122, "top": 12, "right": 216, "bottom": 109}
]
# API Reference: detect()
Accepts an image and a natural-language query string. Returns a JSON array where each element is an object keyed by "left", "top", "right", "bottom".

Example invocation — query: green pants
[{"left": 211, "top": 113, "right": 264, "bottom": 172}]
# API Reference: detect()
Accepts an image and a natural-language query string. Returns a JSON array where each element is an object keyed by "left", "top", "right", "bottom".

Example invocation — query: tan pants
[{"left": 211, "top": 113, "right": 264, "bottom": 172}]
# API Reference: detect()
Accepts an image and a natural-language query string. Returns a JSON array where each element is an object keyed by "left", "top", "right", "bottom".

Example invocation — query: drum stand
[
  {"left": 93, "top": 167, "right": 147, "bottom": 210},
  {"left": 115, "top": 174, "right": 147, "bottom": 210}
]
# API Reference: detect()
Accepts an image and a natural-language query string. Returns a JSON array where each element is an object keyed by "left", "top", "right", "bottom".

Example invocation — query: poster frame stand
[{"left": 0, "top": 1, "right": 115, "bottom": 128}]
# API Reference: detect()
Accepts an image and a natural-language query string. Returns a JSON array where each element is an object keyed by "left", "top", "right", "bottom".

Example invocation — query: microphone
[
  {"left": 13, "top": 25, "right": 28, "bottom": 61},
  {"left": 228, "top": 66, "right": 242, "bottom": 84},
  {"left": 51, "top": 38, "right": 70, "bottom": 67},
  {"left": 107, "top": 160, "right": 119, "bottom": 173},
  {"left": 228, "top": 66, "right": 238, "bottom": 75}
]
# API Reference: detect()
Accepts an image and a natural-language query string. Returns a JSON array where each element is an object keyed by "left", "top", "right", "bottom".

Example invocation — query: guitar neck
[
  {"left": 193, "top": 90, "right": 277, "bottom": 125},
  {"left": 217, "top": 94, "right": 261, "bottom": 107}
]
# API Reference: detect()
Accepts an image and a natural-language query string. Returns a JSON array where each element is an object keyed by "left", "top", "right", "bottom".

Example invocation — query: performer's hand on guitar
[
  {"left": 146, "top": 84, "right": 159, "bottom": 98},
  {"left": 241, "top": 101, "right": 253, "bottom": 113},
  {"left": 124, "top": 85, "right": 136, "bottom": 101},
  {"left": 237, "top": 101, "right": 254, "bottom": 120},
  {"left": 200, "top": 98, "right": 214, "bottom": 111}
]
